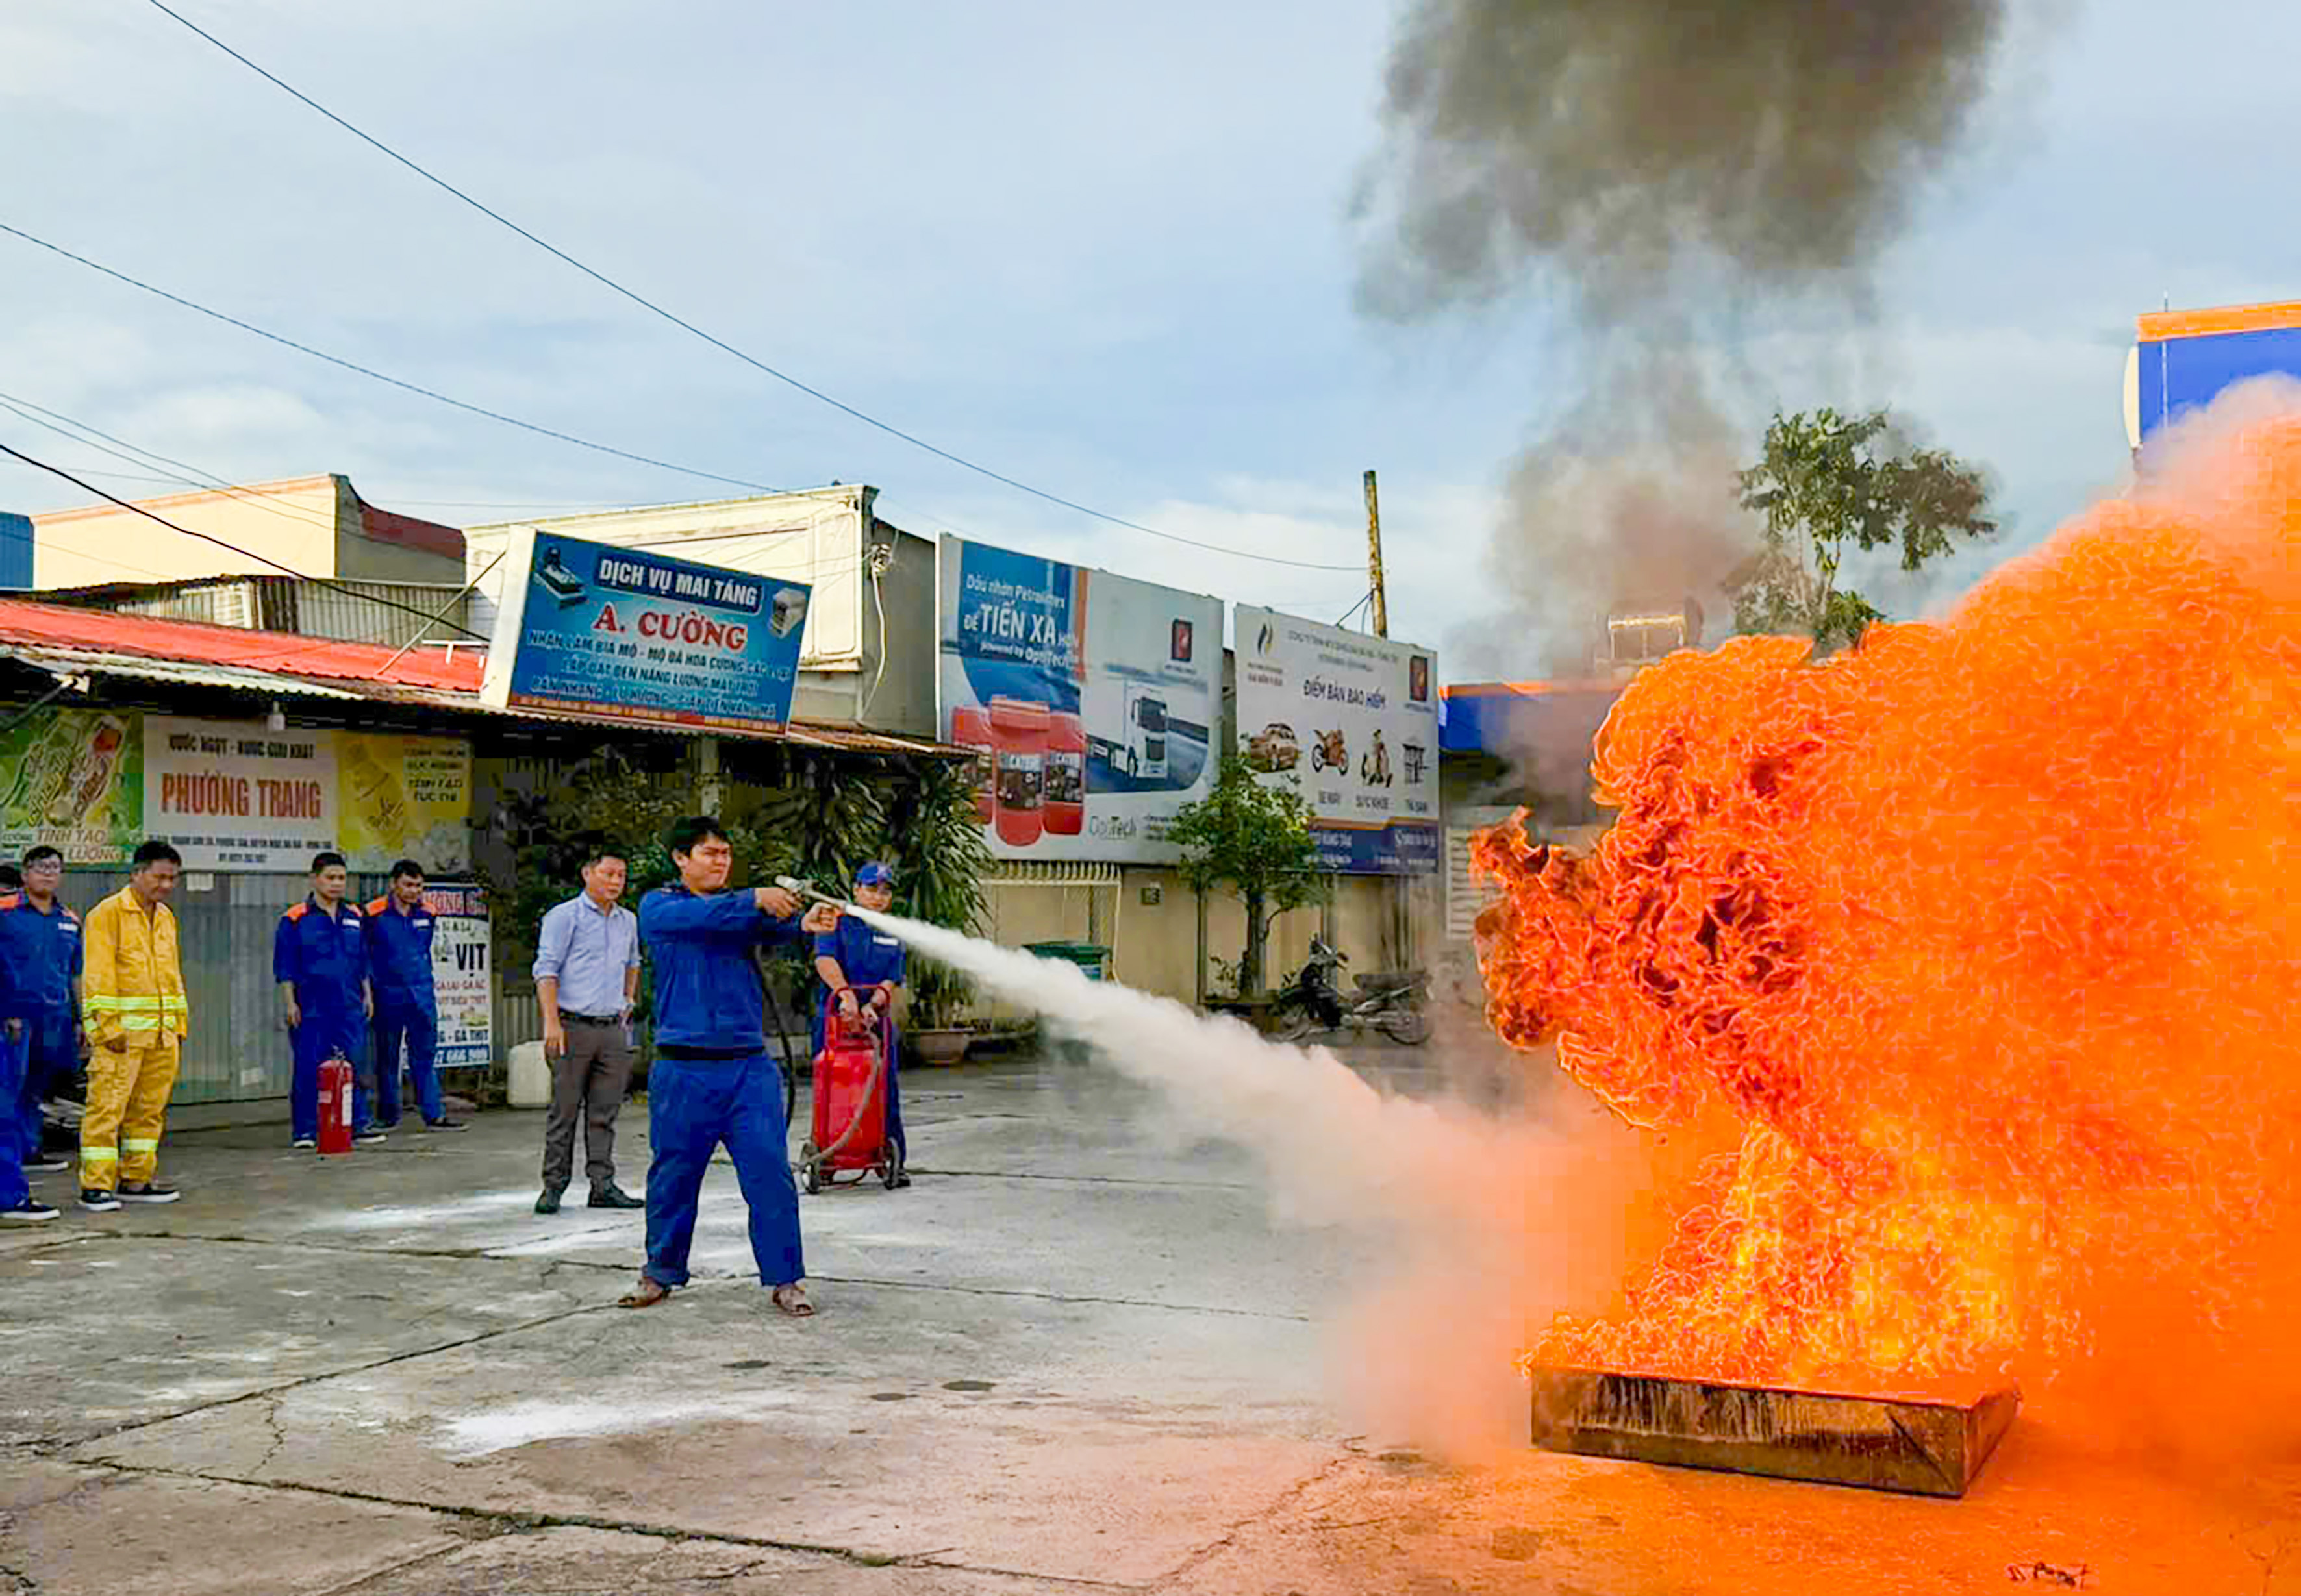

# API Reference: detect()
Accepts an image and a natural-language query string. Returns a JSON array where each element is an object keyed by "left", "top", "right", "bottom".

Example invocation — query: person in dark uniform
[
  {"left": 811, "top": 860, "right": 909, "bottom": 1184},
  {"left": 275, "top": 852, "right": 379, "bottom": 1149},
  {"left": 618, "top": 816, "right": 836, "bottom": 1317},
  {"left": 364, "top": 860, "right": 463, "bottom": 1132}
]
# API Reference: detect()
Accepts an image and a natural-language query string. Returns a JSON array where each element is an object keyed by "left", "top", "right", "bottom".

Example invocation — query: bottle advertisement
[
  {"left": 936, "top": 534, "right": 1220, "bottom": 864},
  {"left": 1234, "top": 605, "right": 1440, "bottom": 875},
  {"left": 0, "top": 708, "right": 143, "bottom": 862}
]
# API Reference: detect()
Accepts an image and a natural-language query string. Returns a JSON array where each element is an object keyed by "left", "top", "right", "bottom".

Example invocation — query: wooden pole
[{"left": 1363, "top": 469, "right": 1388, "bottom": 638}]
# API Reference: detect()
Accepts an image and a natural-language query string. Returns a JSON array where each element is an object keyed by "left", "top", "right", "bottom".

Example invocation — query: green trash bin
[
  {"left": 1024, "top": 941, "right": 1109, "bottom": 1061},
  {"left": 1023, "top": 941, "right": 1109, "bottom": 981}
]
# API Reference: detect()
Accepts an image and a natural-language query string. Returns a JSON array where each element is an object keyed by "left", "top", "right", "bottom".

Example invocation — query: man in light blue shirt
[{"left": 532, "top": 846, "right": 642, "bottom": 1214}]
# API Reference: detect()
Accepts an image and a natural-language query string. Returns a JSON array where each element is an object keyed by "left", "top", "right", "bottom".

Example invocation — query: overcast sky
[{"left": 4, "top": 1, "right": 2296, "bottom": 675}]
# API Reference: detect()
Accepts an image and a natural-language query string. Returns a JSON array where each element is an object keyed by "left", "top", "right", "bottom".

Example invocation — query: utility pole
[{"left": 1363, "top": 469, "right": 1388, "bottom": 638}]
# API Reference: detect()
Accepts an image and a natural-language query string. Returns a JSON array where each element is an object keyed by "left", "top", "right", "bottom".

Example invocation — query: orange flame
[{"left": 1475, "top": 410, "right": 2301, "bottom": 1399}]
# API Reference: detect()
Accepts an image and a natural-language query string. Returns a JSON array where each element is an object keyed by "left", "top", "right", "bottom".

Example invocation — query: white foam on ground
[{"left": 435, "top": 1391, "right": 799, "bottom": 1456}]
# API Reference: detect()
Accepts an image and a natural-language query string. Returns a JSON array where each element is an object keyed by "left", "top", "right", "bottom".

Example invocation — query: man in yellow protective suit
[{"left": 78, "top": 840, "right": 187, "bottom": 1212}]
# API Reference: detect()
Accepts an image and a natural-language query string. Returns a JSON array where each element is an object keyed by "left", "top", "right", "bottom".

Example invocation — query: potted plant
[{"left": 885, "top": 759, "right": 993, "bottom": 1066}]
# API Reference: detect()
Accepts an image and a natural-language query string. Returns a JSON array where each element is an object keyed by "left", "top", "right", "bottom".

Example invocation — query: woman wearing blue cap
[{"left": 812, "top": 862, "right": 909, "bottom": 1184}]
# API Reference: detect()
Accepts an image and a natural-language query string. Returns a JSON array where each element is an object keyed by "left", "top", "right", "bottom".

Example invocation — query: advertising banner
[
  {"left": 422, "top": 882, "right": 492, "bottom": 1069},
  {"left": 937, "top": 535, "right": 1220, "bottom": 863},
  {"left": 481, "top": 528, "right": 811, "bottom": 734},
  {"left": 1234, "top": 607, "right": 1439, "bottom": 875},
  {"left": 0, "top": 708, "right": 142, "bottom": 862},
  {"left": 142, "top": 717, "right": 473, "bottom": 875}
]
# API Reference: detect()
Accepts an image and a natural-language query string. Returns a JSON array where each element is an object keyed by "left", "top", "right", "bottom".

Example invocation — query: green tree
[
  {"left": 1732, "top": 408, "right": 1997, "bottom": 652},
  {"left": 1168, "top": 755, "right": 1326, "bottom": 999}
]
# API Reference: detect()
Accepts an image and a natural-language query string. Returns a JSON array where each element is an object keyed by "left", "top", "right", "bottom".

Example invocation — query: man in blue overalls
[
  {"left": 811, "top": 860, "right": 909, "bottom": 1184},
  {"left": 2, "top": 848, "right": 84, "bottom": 1185},
  {"left": 364, "top": 859, "right": 463, "bottom": 1132},
  {"left": 618, "top": 816, "right": 836, "bottom": 1317},
  {"left": 275, "top": 851, "right": 381, "bottom": 1149}
]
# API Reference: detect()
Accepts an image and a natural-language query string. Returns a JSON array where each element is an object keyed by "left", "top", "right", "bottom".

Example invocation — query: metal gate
[{"left": 61, "top": 867, "right": 388, "bottom": 1106}]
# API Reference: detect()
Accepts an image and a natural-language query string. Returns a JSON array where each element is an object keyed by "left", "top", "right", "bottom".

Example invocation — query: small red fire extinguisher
[{"left": 317, "top": 1052, "right": 355, "bottom": 1156}]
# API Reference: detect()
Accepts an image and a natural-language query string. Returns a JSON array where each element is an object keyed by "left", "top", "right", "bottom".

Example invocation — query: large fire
[{"left": 1474, "top": 407, "right": 2301, "bottom": 1401}]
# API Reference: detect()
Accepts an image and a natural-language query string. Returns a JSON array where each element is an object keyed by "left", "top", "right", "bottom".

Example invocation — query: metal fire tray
[{"left": 1528, "top": 1366, "right": 2019, "bottom": 1497}]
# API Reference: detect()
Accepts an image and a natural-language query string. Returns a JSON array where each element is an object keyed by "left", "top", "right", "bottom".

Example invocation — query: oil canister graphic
[
  {"left": 1121, "top": 682, "right": 1167, "bottom": 781},
  {"left": 533, "top": 545, "right": 588, "bottom": 607},
  {"left": 769, "top": 587, "right": 809, "bottom": 638},
  {"left": 4, "top": 713, "right": 131, "bottom": 830}
]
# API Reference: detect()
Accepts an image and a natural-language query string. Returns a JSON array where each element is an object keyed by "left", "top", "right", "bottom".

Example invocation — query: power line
[
  {"left": 0, "top": 223, "right": 788, "bottom": 499},
  {"left": 0, "top": 443, "right": 491, "bottom": 641},
  {"left": 0, "top": 392, "right": 344, "bottom": 539},
  {"left": 141, "top": 0, "right": 1365, "bottom": 576}
]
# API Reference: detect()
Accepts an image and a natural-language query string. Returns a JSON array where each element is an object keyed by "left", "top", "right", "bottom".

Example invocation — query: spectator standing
[
  {"left": 532, "top": 846, "right": 642, "bottom": 1214},
  {"left": 811, "top": 860, "right": 910, "bottom": 1185},
  {"left": 0, "top": 862, "right": 60, "bottom": 1223},
  {"left": 275, "top": 852, "right": 381, "bottom": 1151},
  {"left": 2, "top": 848, "right": 86, "bottom": 1189},
  {"left": 78, "top": 840, "right": 188, "bottom": 1211},
  {"left": 364, "top": 860, "right": 464, "bottom": 1132},
  {"left": 618, "top": 816, "right": 835, "bottom": 1316}
]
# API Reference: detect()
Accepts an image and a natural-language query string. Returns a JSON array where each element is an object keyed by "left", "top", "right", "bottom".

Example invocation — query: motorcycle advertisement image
[
  {"left": 935, "top": 535, "right": 1220, "bottom": 864},
  {"left": 1235, "top": 606, "right": 1440, "bottom": 877}
]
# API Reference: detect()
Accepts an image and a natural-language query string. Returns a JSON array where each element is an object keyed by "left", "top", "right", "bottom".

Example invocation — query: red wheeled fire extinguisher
[{"left": 317, "top": 1051, "right": 355, "bottom": 1155}]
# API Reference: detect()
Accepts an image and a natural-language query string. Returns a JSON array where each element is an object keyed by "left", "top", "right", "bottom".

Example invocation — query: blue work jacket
[
  {"left": 638, "top": 885, "right": 805, "bottom": 1053},
  {"left": 0, "top": 892, "right": 84, "bottom": 1021},
  {"left": 273, "top": 895, "right": 368, "bottom": 1011},
  {"left": 363, "top": 895, "right": 436, "bottom": 1014}
]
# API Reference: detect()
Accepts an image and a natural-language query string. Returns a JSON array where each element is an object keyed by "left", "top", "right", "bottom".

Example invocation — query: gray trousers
[{"left": 540, "top": 1019, "right": 635, "bottom": 1193}]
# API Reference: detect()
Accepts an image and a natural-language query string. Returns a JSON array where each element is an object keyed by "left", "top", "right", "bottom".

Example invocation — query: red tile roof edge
[{"left": 0, "top": 597, "right": 483, "bottom": 692}]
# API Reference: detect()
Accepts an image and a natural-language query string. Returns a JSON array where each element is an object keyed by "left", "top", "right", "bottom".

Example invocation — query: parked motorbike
[{"left": 1272, "top": 937, "right": 1429, "bottom": 1045}]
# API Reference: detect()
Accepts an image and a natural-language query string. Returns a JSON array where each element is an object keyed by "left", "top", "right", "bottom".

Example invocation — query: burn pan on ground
[{"left": 1528, "top": 1366, "right": 2019, "bottom": 1498}]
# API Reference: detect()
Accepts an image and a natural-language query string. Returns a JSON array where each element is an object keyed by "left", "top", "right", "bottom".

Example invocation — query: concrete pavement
[{"left": 4, "top": 1050, "right": 2296, "bottom": 1594}]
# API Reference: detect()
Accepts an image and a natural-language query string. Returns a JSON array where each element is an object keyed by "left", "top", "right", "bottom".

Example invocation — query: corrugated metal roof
[{"left": 0, "top": 596, "right": 964, "bottom": 758}]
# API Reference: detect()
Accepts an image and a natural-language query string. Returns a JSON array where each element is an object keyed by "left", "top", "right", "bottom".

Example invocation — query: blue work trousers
[
  {"left": 0, "top": 1029, "right": 28, "bottom": 1207},
  {"left": 371, "top": 1003, "right": 442, "bottom": 1127},
  {"left": 642, "top": 1053, "right": 803, "bottom": 1291},
  {"left": 8, "top": 1012, "right": 73, "bottom": 1165},
  {"left": 290, "top": 1004, "right": 372, "bottom": 1141}
]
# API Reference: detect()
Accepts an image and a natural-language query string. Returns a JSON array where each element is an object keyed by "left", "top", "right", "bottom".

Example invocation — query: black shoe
[
  {"left": 2, "top": 1197, "right": 60, "bottom": 1223},
  {"left": 291, "top": 1136, "right": 318, "bottom": 1151},
  {"left": 423, "top": 1117, "right": 468, "bottom": 1132},
  {"left": 23, "top": 1154, "right": 71, "bottom": 1175},
  {"left": 534, "top": 1189, "right": 563, "bottom": 1215},
  {"left": 79, "top": 1188, "right": 121, "bottom": 1213},
  {"left": 353, "top": 1127, "right": 388, "bottom": 1146},
  {"left": 588, "top": 1184, "right": 644, "bottom": 1210},
  {"left": 117, "top": 1181, "right": 180, "bottom": 1204}
]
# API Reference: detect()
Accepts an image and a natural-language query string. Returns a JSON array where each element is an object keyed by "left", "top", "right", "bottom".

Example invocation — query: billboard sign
[
  {"left": 144, "top": 717, "right": 473, "bottom": 875},
  {"left": 1234, "top": 606, "right": 1439, "bottom": 875},
  {"left": 3, "top": 710, "right": 470, "bottom": 873},
  {"left": 481, "top": 528, "right": 811, "bottom": 734},
  {"left": 937, "top": 535, "right": 1220, "bottom": 862},
  {"left": 423, "top": 882, "right": 492, "bottom": 1070},
  {"left": 1, "top": 708, "right": 143, "bottom": 862}
]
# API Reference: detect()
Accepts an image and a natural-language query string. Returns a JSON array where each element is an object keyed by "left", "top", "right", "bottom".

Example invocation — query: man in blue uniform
[
  {"left": 275, "top": 852, "right": 381, "bottom": 1149},
  {"left": 2, "top": 849, "right": 84, "bottom": 1185},
  {"left": 618, "top": 816, "right": 836, "bottom": 1317},
  {"left": 0, "top": 856, "right": 73, "bottom": 1223},
  {"left": 811, "top": 860, "right": 909, "bottom": 1184},
  {"left": 365, "top": 859, "right": 462, "bottom": 1133}
]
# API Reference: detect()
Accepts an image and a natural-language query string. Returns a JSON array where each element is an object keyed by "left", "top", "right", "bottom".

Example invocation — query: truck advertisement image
[{"left": 936, "top": 535, "right": 1219, "bottom": 863}]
